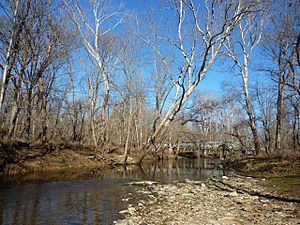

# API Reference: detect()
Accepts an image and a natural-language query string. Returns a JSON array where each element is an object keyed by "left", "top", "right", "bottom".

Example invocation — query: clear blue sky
[{"left": 77, "top": 0, "right": 270, "bottom": 99}]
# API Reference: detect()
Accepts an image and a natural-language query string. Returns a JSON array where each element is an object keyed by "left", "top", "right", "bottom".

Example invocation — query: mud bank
[{"left": 0, "top": 142, "right": 115, "bottom": 175}]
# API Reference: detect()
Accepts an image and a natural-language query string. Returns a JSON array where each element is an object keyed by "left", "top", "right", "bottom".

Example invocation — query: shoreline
[
  {"left": 115, "top": 158, "right": 300, "bottom": 225},
  {"left": 115, "top": 175, "right": 300, "bottom": 225},
  {"left": 1, "top": 143, "right": 299, "bottom": 224},
  {"left": 0, "top": 141, "right": 115, "bottom": 176}
]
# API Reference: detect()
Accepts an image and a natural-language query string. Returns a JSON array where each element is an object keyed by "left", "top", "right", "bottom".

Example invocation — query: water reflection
[
  {"left": 115, "top": 158, "right": 225, "bottom": 183},
  {"left": 0, "top": 158, "right": 225, "bottom": 225},
  {"left": 0, "top": 179, "right": 137, "bottom": 225}
]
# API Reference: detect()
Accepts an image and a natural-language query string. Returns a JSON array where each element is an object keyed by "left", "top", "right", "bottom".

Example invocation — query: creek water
[{"left": 0, "top": 158, "right": 225, "bottom": 225}]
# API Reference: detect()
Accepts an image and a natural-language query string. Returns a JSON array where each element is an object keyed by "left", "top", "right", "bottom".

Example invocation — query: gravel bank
[{"left": 115, "top": 176, "right": 300, "bottom": 225}]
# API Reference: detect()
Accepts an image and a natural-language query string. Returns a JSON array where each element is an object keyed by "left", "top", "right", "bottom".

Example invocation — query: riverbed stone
[{"left": 115, "top": 176, "right": 300, "bottom": 225}]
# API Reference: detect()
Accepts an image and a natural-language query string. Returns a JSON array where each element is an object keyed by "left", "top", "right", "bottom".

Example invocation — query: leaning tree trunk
[{"left": 136, "top": 0, "right": 258, "bottom": 163}]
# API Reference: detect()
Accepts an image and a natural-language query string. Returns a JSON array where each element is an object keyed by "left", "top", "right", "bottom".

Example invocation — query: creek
[{"left": 0, "top": 158, "right": 226, "bottom": 225}]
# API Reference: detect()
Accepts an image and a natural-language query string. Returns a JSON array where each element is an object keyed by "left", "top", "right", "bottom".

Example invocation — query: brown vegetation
[
  {"left": 0, "top": 140, "right": 118, "bottom": 175},
  {"left": 0, "top": 0, "right": 299, "bottom": 168}
]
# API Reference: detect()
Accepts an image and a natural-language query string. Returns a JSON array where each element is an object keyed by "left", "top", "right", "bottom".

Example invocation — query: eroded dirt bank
[
  {"left": 116, "top": 176, "right": 300, "bottom": 225},
  {"left": 0, "top": 141, "right": 118, "bottom": 175}
]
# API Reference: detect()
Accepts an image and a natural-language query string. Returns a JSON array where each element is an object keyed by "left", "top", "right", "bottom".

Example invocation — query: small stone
[
  {"left": 148, "top": 194, "right": 155, "bottom": 199},
  {"left": 233, "top": 197, "right": 244, "bottom": 204},
  {"left": 119, "top": 210, "right": 129, "bottom": 214},
  {"left": 259, "top": 198, "right": 269, "bottom": 203},
  {"left": 250, "top": 196, "right": 259, "bottom": 201},
  {"left": 229, "top": 191, "right": 239, "bottom": 197},
  {"left": 114, "top": 219, "right": 135, "bottom": 225},
  {"left": 127, "top": 181, "right": 158, "bottom": 186}
]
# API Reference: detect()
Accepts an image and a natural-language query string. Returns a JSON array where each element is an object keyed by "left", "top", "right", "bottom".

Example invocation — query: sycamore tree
[
  {"left": 136, "top": 0, "right": 262, "bottom": 162},
  {"left": 223, "top": 1, "right": 267, "bottom": 155},
  {"left": 63, "top": 0, "right": 123, "bottom": 146}
]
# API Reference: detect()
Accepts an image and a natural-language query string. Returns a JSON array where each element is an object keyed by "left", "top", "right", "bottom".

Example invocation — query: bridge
[{"left": 165, "top": 141, "right": 255, "bottom": 159}]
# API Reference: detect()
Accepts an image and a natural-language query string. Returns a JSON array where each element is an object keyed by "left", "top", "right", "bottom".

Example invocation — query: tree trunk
[
  {"left": 249, "top": 118, "right": 261, "bottom": 155},
  {"left": 123, "top": 103, "right": 133, "bottom": 163},
  {"left": 7, "top": 104, "right": 20, "bottom": 139},
  {"left": 244, "top": 81, "right": 261, "bottom": 155},
  {"left": 39, "top": 102, "right": 48, "bottom": 142},
  {"left": 233, "top": 126, "right": 245, "bottom": 148},
  {"left": 0, "top": 0, "right": 21, "bottom": 112},
  {"left": 88, "top": 80, "right": 98, "bottom": 147},
  {"left": 275, "top": 76, "right": 285, "bottom": 150},
  {"left": 25, "top": 87, "right": 33, "bottom": 139}
]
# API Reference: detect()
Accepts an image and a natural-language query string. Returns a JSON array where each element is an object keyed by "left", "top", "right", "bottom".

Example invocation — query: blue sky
[{"left": 74, "top": 0, "right": 271, "bottom": 103}]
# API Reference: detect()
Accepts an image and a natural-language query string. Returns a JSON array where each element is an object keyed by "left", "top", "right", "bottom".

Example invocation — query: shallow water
[{"left": 0, "top": 158, "right": 225, "bottom": 225}]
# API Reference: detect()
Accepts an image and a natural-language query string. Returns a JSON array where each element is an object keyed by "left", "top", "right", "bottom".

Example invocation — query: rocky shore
[{"left": 115, "top": 176, "right": 300, "bottom": 225}]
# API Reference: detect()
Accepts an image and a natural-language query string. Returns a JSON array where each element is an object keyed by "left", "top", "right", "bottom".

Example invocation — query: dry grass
[{"left": 268, "top": 148, "right": 300, "bottom": 159}]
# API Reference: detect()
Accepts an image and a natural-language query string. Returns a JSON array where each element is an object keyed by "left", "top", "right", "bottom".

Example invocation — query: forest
[{"left": 0, "top": 0, "right": 299, "bottom": 164}]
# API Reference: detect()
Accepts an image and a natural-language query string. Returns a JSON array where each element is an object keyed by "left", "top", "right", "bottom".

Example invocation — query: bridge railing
[{"left": 166, "top": 141, "right": 256, "bottom": 154}]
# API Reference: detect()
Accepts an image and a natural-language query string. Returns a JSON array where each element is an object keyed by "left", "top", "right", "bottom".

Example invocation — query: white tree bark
[
  {"left": 224, "top": 6, "right": 265, "bottom": 155},
  {"left": 0, "top": 0, "right": 20, "bottom": 112},
  {"left": 137, "top": 0, "right": 259, "bottom": 161},
  {"left": 64, "top": 0, "right": 122, "bottom": 119}
]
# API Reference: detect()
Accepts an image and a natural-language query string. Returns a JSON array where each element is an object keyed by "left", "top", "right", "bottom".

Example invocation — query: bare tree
[
  {"left": 186, "top": 91, "right": 220, "bottom": 142},
  {"left": 263, "top": 0, "right": 300, "bottom": 150},
  {"left": 64, "top": 0, "right": 122, "bottom": 121},
  {"left": 224, "top": 3, "right": 266, "bottom": 154},
  {"left": 112, "top": 31, "right": 147, "bottom": 163},
  {"left": 136, "top": 0, "right": 260, "bottom": 161},
  {"left": 254, "top": 82, "right": 276, "bottom": 154},
  {"left": 0, "top": 0, "right": 24, "bottom": 112},
  {"left": 220, "top": 86, "right": 249, "bottom": 149}
]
